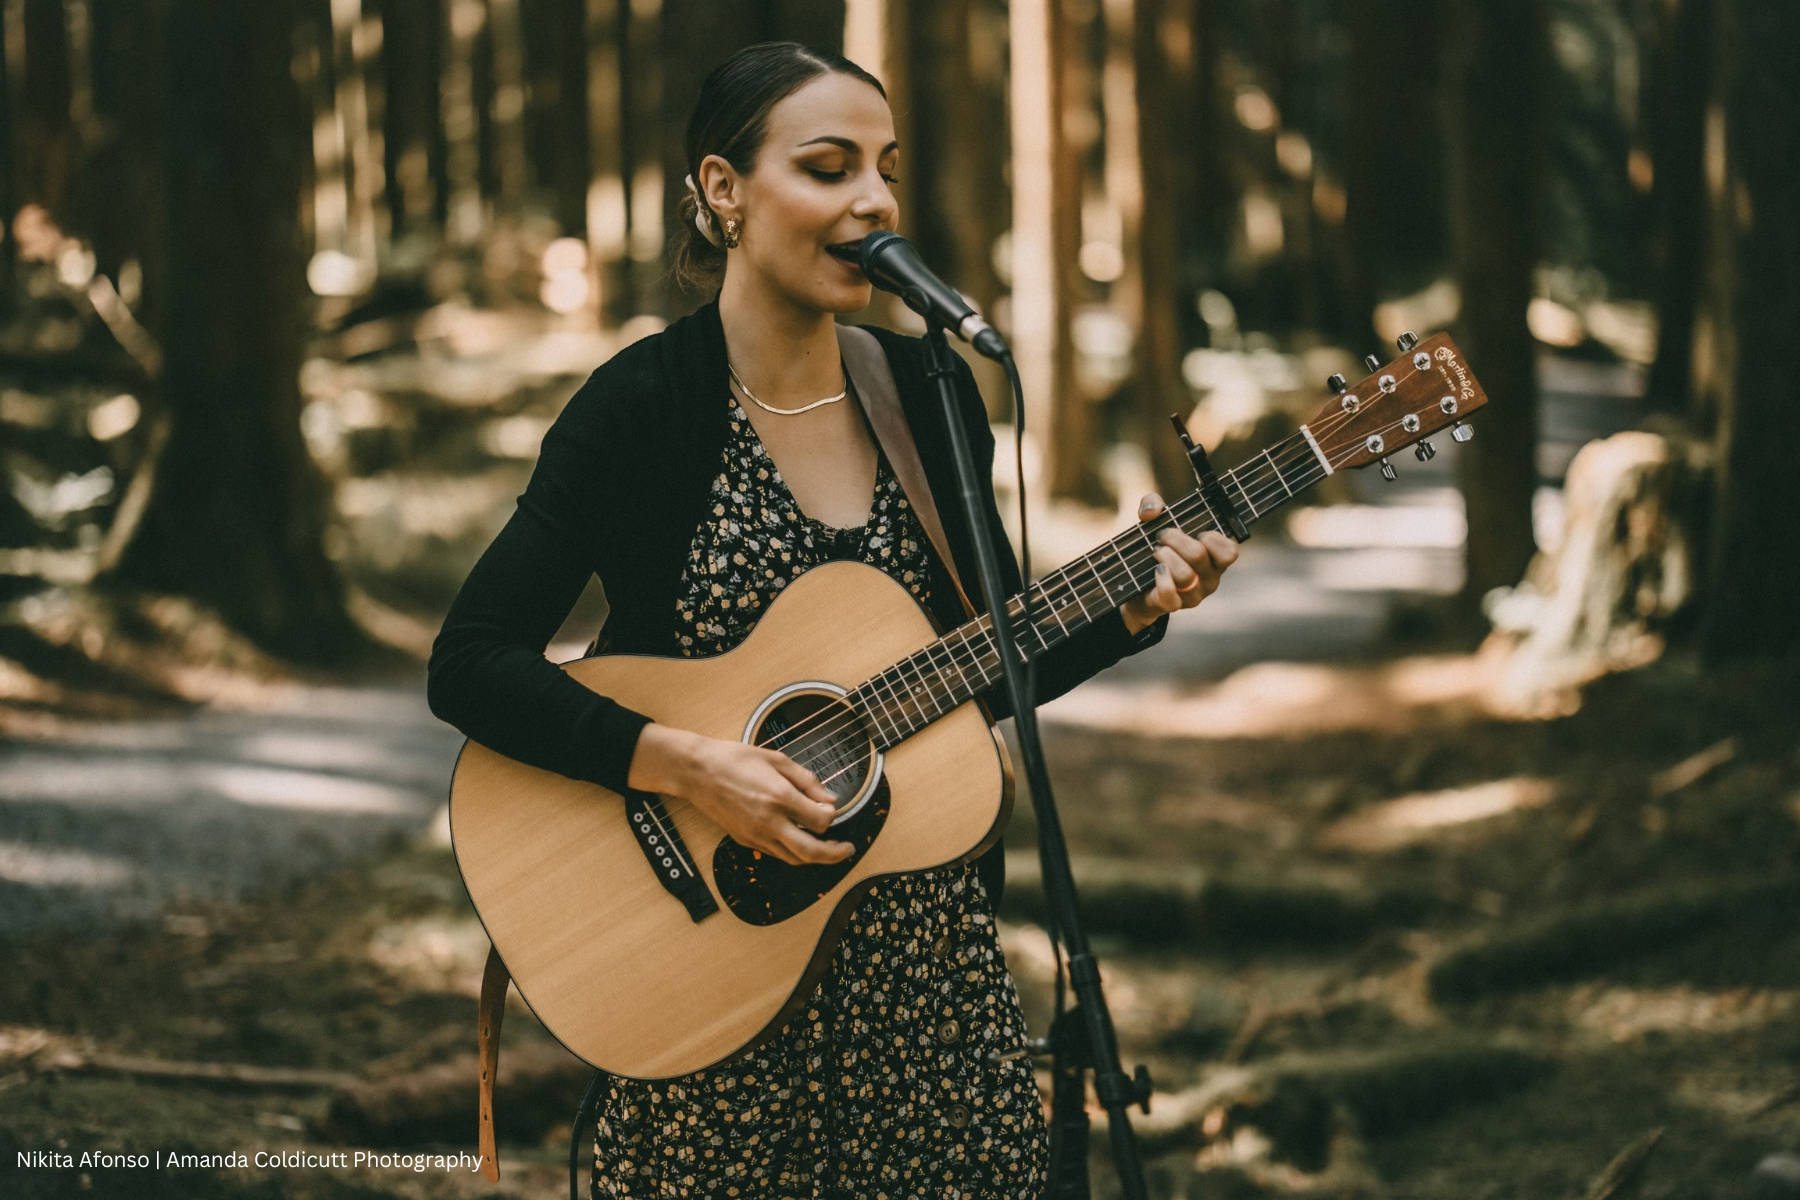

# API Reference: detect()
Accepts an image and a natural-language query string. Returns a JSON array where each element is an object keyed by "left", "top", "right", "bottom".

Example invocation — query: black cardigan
[{"left": 426, "top": 298, "right": 1169, "bottom": 898}]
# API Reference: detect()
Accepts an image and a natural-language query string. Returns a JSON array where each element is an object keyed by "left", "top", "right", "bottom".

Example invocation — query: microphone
[{"left": 858, "top": 230, "right": 1010, "bottom": 360}]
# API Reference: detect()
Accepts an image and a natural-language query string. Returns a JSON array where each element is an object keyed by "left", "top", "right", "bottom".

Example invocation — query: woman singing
[{"left": 428, "top": 40, "right": 1236, "bottom": 1199}]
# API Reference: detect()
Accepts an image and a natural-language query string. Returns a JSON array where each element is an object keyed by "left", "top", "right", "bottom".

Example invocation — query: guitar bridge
[{"left": 622, "top": 789, "right": 719, "bottom": 923}]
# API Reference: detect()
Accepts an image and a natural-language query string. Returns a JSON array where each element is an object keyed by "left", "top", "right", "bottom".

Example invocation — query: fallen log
[
  {"left": 1000, "top": 853, "right": 1431, "bottom": 947},
  {"left": 1128, "top": 1039, "right": 1553, "bottom": 1170},
  {"left": 324, "top": 1040, "right": 591, "bottom": 1146},
  {"left": 1428, "top": 878, "right": 1800, "bottom": 1001},
  {"left": 1580, "top": 1127, "right": 1663, "bottom": 1200}
]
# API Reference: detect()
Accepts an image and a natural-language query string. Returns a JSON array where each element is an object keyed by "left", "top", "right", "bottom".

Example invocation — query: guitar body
[{"left": 449, "top": 559, "right": 1013, "bottom": 1081}]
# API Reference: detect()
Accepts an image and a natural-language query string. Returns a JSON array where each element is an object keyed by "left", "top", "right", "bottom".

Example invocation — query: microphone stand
[{"left": 922, "top": 323, "right": 1151, "bottom": 1200}]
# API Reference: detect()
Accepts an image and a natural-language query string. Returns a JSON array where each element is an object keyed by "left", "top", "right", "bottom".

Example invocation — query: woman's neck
[{"left": 716, "top": 271, "right": 844, "bottom": 401}]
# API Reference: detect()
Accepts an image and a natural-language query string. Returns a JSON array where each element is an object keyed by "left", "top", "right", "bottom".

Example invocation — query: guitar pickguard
[{"left": 712, "top": 774, "right": 892, "bottom": 925}]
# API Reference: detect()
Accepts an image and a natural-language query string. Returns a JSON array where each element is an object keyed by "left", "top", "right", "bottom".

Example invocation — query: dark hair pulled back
[{"left": 674, "top": 42, "right": 886, "bottom": 294}]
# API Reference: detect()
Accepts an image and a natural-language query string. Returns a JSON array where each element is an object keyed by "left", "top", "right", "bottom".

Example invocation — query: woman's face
[{"left": 699, "top": 72, "right": 899, "bottom": 314}]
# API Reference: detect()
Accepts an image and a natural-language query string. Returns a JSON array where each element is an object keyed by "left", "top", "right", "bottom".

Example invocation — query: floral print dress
[{"left": 590, "top": 391, "right": 1048, "bottom": 1200}]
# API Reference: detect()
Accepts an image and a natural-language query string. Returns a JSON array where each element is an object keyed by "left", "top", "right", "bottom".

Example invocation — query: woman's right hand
[{"left": 625, "top": 724, "right": 854, "bottom": 866}]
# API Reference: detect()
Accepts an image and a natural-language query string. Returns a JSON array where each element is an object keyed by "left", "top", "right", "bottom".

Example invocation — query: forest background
[{"left": 1, "top": 1, "right": 1798, "bottom": 1198}]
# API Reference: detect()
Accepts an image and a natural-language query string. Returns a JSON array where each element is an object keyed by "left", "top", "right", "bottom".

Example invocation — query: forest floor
[
  {"left": 5, "top": 315, "right": 1794, "bottom": 1197},
  {"left": 2, "top": 562, "right": 1797, "bottom": 1199}
]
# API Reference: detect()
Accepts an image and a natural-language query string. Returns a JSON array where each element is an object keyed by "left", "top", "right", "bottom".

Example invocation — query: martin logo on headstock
[{"left": 1304, "top": 330, "right": 1489, "bottom": 482}]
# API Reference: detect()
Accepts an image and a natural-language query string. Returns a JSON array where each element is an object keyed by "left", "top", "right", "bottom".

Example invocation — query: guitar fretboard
[{"left": 842, "top": 426, "right": 1334, "bottom": 748}]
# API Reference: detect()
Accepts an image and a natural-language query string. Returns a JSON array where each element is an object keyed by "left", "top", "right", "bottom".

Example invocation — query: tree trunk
[
  {"left": 1346, "top": 0, "right": 1454, "bottom": 349},
  {"left": 902, "top": 0, "right": 1007, "bottom": 321},
  {"left": 1446, "top": 0, "right": 1544, "bottom": 607},
  {"left": 81, "top": 0, "right": 167, "bottom": 333},
  {"left": 380, "top": 0, "right": 445, "bottom": 238},
  {"left": 0, "top": 1, "right": 19, "bottom": 312},
  {"left": 485, "top": 0, "right": 530, "bottom": 211},
  {"left": 112, "top": 0, "right": 358, "bottom": 663},
  {"left": 17, "top": 0, "right": 73, "bottom": 221},
  {"left": 1641, "top": 0, "right": 1714, "bottom": 419},
  {"left": 521, "top": 0, "right": 589, "bottom": 239},
  {"left": 1132, "top": 0, "right": 1207, "bottom": 502},
  {"left": 656, "top": 0, "right": 844, "bottom": 315},
  {"left": 1698, "top": 0, "right": 1800, "bottom": 660}
]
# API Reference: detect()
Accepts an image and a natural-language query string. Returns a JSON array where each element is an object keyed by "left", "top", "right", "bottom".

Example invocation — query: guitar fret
[
  {"left": 1038, "top": 578, "right": 1071, "bottom": 638},
  {"left": 1085, "top": 552, "right": 1116, "bottom": 606},
  {"left": 871, "top": 670, "right": 909, "bottom": 743},
  {"left": 1062, "top": 568, "right": 1094, "bottom": 620},
  {"left": 896, "top": 653, "right": 936, "bottom": 727},
  {"left": 1109, "top": 537, "right": 1140, "bottom": 597},
  {"left": 1228, "top": 474, "right": 1260, "bottom": 519},
  {"left": 1263, "top": 446, "right": 1293, "bottom": 498},
  {"left": 943, "top": 629, "right": 972, "bottom": 694},
  {"left": 1024, "top": 586, "right": 1054, "bottom": 651},
  {"left": 923, "top": 641, "right": 959, "bottom": 715},
  {"left": 856, "top": 687, "right": 898, "bottom": 746}
]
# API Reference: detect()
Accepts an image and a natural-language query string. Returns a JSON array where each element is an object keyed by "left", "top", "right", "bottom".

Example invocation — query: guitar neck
[{"left": 847, "top": 425, "right": 1334, "bottom": 746}]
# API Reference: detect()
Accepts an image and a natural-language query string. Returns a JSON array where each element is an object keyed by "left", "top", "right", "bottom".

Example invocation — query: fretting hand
[
  {"left": 1118, "top": 492, "right": 1239, "bottom": 636},
  {"left": 627, "top": 724, "right": 854, "bottom": 866}
]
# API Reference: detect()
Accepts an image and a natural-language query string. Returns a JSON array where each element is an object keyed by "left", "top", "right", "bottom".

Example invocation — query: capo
[{"left": 1168, "top": 414, "right": 1250, "bottom": 542}]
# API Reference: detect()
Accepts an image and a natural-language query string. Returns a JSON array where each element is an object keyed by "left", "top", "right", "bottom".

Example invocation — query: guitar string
[
  {"left": 633, "top": 354, "right": 1445, "bottom": 827},
  {"left": 725, "top": 392, "right": 1424, "bottom": 779},
  {"left": 762, "top": 419, "right": 1343, "bottom": 758},
  {"left": 641, "top": 410, "right": 1416, "bottom": 834},
  {"left": 651, "top": 406, "right": 1424, "bottom": 841},
  {"left": 762, "top": 450, "right": 1296, "bottom": 760},
  {"left": 704, "top": 401, "right": 1407, "bottom": 786}
]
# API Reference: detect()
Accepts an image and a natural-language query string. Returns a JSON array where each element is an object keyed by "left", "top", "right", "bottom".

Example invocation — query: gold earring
[{"left": 722, "top": 217, "right": 741, "bottom": 250}]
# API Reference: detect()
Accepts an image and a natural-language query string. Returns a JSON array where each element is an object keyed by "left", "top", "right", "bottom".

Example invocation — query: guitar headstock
[{"left": 1305, "top": 333, "right": 1490, "bottom": 478}]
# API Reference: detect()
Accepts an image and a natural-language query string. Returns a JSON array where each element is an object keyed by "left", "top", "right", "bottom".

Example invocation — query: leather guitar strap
[
  {"left": 836, "top": 323, "right": 978, "bottom": 620},
  {"left": 476, "top": 943, "right": 507, "bottom": 1182},
  {"left": 475, "top": 327, "right": 978, "bottom": 1183}
]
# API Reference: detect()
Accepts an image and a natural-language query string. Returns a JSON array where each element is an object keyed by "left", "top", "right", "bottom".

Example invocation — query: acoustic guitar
[{"left": 450, "top": 334, "right": 1489, "bottom": 1081}]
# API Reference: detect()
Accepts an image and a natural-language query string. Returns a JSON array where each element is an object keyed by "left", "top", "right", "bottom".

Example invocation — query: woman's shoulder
[
  {"left": 551, "top": 304, "right": 722, "bottom": 444},
  {"left": 851, "top": 320, "right": 987, "bottom": 429}
]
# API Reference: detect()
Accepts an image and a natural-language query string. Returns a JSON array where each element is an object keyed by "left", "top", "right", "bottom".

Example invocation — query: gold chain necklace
[{"left": 728, "top": 360, "right": 849, "bottom": 416}]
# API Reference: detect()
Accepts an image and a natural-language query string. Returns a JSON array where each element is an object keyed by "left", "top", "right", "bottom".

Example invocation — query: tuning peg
[
  {"left": 1327, "top": 372, "right": 1347, "bottom": 394},
  {"left": 1379, "top": 457, "right": 1396, "bottom": 481},
  {"left": 1363, "top": 355, "right": 1381, "bottom": 373},
  {"left": 1396, "top": 331, "right": 1419, "bottom": 353},
  {"left": 1452, "top": 421, "right": 1473, "bottom": 443},
  {"left": 1414, "top": 440, "right": 1436, "bottom": 461}
]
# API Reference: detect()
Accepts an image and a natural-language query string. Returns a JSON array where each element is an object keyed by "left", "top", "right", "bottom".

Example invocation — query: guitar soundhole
[{"left": 714, "top": 689, "right": 889, "bottom": 926}]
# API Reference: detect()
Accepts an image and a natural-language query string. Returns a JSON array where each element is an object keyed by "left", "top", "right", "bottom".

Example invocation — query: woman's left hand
[{"left": 1118, "top": 492, "right": 1239, "bottom": 636}]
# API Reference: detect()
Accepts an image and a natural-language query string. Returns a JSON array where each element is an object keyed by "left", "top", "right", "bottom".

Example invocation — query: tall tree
[
  {"left": 113, "top": 0, "right": 358, "bottom": 661},
  {"left": 80, "top": 0, "right": 168, "bottom": 331},
  {"left": 1446, "top": 0, "right": 1545, "bottom": 607},
  {"left": 1698, "top": 0, "right": 1800, "bottom": 659},
  {"left": 16, "top": 0, "right": 74, "bottom": 222},
  {"left": 521, "top": 0, "right": 590, "bottom": 239},
  {"left": 901, "top": 0, "right": 1007, "bottom": 327},
  {"left": 1132, "top": 0, "right": 1213, "bottom": 500},
  {"left": 1641, "top": 0, "right": 1713, "bottom": 418},
  {"left": 1344, "top": 0, "right": 1450, "bottom": 348},
  {"left": 380, "top": 0, "right": 447, "bottom": 238},
  {"left": 0, "top": 3, "right": 17, "bottom": 312},
  {"left": 657, "top": 0, "right": 843, "bottom": 315}
]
